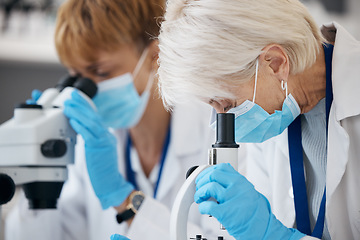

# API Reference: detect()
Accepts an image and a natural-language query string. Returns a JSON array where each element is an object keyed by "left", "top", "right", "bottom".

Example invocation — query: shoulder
[
  {"left": 171, "top": 100, "right": 212, "bottom": 123},
  {"left": 171, "top": 100, "right": 213, "bottom": 136},
  {"left": 170, "top": 101, "right": 215, "bottom": 156}
]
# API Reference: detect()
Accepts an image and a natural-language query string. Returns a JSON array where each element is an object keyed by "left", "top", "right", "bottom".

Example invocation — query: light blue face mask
[
  {"left": 210, "top": 59, "right": 300, "bottom": 143},
  {"left": 93, "top": 48, "right": 153, "bottom": 129}
]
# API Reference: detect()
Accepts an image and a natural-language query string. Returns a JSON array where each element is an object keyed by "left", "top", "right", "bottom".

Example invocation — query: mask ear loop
[
  {"left": 252, "top": 59, "right": 259, "bottom": 103},
  {"left": 132, "top": 47, "right": 155, "bottom": 97},
  {"left": 144, "top": 69, "right": 156, "bottom": 94},
  {"left": 281, "top": 80, "right": 288, "bottom": 98},
  {"left": 133, "top": 47, "right": 150, "bottom": 80}
]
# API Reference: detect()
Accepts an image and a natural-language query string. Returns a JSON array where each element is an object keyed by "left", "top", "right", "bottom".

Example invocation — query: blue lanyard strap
[
  {"left": 125, "top": 124, "right": 171, "bottom": 199},
  {"left": 287, "top": 43, "right": 333, "bottom": 238}
]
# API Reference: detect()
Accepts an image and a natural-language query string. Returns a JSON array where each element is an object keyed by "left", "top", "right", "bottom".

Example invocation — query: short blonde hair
[
  {"left": 55, "top": 0, "right": 165, "bottom": 66},
  {"left": 158, "top": 0, "right": 325, "bottom": 108}
]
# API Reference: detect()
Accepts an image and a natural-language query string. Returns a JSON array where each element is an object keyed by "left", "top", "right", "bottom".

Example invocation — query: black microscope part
[
  {"left": 190, "top": 234, "right": 224, "bottom": 240},
  {"left": 212, "top": 113, "right": 239, "bottom": 148},
  {"left": 23, "top": 181, "right": 64, "bottom": 209},
  {"left": 15, "top": 103, "right": 42, "bottom": 109},
  {"left": 190, "top": 235, "right": 205, "bottom": 240},
  {"left": 41, "top": 139, "right": 67, "bottom": 158},
  {"left": 186, "top": 166, "right": 199, "bottom": 179},
  {"left": 56, "top": 75, "right": 78, "bottom": 92},
  {"left": 73, "top": 77, "right": 98, "bottom": 99},
  {"left": 0, "top": 173, "right": 16, "bottom": 205}
]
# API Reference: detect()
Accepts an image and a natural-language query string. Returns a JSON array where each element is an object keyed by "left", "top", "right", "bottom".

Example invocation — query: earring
[{"left": 281, "top": 80, "right": 288, "bottom": 97}]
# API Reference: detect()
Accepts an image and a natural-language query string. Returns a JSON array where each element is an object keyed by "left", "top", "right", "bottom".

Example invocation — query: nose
[
  {"left": 214, "top": 106, "right": 226, "bottom": 114},
  {"left": 209, "top": 99, "right": 234, "bottom": 114}
]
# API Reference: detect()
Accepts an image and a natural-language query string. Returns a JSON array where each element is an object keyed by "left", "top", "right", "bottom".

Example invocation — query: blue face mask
[
  {"left": 210, "top": 60, "right": 300, "bottom": 143},
  {"left": 93, "top": 49, "right": 153, "bottom": 129}
]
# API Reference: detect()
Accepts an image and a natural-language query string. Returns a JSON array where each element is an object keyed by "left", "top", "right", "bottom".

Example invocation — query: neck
[
  {"left": 129, "top": 88, "right": 171, "bottom": 178},
  {"left": 289, "top": 45, "right": 326, "bottom": 114}
]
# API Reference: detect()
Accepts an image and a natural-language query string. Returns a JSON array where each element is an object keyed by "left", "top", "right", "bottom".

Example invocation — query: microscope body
[
  {"left": 0, "top": 105, "right": 76, "bottom": 168},
  {"left": 170, "top": 113, "right": 239, "bottom": 240},
  {"left": 0, "top": 76, "right": 97, "bottom": 209}
]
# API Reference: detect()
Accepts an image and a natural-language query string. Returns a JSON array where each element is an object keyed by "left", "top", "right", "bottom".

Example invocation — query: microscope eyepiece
[
  {"left": 73, "top": 77, "right": 98, "bottom": 99},
  {"left": 56, "top": 75, "right": 78, "bottom": 92},
  {"left": 212, "top": 113, "right": 239, "bottom": 148}
]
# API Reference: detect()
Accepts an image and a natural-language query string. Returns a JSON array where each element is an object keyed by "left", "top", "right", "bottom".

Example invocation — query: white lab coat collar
[
  {"left": 321, "top": 22, "right": 358, "bottom": 199},
  {"left": 321, "top": 22, "right": 360, "bottom": 121}
]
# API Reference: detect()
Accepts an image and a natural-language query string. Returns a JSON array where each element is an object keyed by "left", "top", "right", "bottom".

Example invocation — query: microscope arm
[
  {"left": 170, "top": 165, "right": 210, "bottom": 240},
  {"left": 170, "top": 113, "right": 239, "bottom": 240}
]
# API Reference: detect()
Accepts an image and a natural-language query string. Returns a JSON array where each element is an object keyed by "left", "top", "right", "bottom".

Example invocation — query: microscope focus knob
[
  {"left": 0, "top": 173, "right": 15, "bottom": 205},
  {"left": 41, "top": 139, "right": 67, "bottom": 158}
]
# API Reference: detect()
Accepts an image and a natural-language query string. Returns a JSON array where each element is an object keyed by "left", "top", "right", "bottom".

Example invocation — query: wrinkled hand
[
  {"left": 26, "top": 89, "right": 42, "bottom": 104},
  {"left": 195, "top": 163, "right": 305, "bottom": 240},
  {"left": 110, "top": 234, "right": 130, "bottom": 240},
  {"left": 64, "top": 90, "right": 134, "bottom": 209}
]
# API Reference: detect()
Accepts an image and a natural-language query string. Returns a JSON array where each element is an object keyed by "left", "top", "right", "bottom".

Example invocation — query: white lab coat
[
  {"left": 5, "top": 101, "right": 237, "bottom": 240},
  {"left": 241, "top": 22, "right": 360, "bottom": 239}
]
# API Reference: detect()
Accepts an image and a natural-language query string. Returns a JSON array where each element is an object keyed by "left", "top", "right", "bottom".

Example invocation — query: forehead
[{"left": 64, "top": 44, "right": 140, "bottom": 70}]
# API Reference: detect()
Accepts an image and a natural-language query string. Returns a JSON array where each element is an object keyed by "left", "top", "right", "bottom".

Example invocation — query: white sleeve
[
  {"left": 127, "top": 197, "right": 204, "bottom": 240},
  {"left": 126, "top": 198, "right": 170, "bottom": 239},
  {"left": 301, "top": 236, "right": 319, "bottom": 239},
  {"left": 5, "top": 141, "right": 89, "bottom": 240},
  {"left": 5, "top": 192, "right": 62, "bottom": 240},
  {"left": 127, "top": 197, "right": 233, "bottom": 240}
]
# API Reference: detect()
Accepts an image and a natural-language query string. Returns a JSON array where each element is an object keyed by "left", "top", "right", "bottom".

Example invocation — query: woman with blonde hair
[
  {"left": 5, "top": 0, "right": 227, "bottom": 239},
  {"left": 158, "top": 0, "right": 360, "bottom": 239}
]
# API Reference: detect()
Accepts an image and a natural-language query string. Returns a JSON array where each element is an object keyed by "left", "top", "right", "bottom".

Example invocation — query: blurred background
[
  {"left": 0, "top": 0, "right": 360, "bottom": 124},
  {"left": 0, "top": 0, "right": 67, "bottom": 125},
  {"left": 0, "top": 0, "right": 359, "bottom": 239}
]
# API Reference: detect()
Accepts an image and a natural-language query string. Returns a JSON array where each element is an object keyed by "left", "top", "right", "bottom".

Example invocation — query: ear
[
  {"left": 147, "top": 40, "right": 160, "bottom": 70},
  {"left": 260, "top": 44, "right": 289, "bottom": 82},
  {"left": 148, "top": 40, "right": 159, "bottom": 60}
]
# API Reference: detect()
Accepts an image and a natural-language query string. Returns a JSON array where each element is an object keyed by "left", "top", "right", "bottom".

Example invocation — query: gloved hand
[
  {"left": 110, "top": 234, "right": 130, "bottom": 240},
  {"left": 26, "top": 89, "right": 42, "bottom": 104},
  {"left": 64, "top": 90, "right": 134, "bottom": 209},
  {"left": 195, "top": 163, "right": 306, "bottom": 240}
]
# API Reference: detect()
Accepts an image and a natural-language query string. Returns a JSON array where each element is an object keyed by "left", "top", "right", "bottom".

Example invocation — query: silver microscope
[
  {"left": 0, "top": 75, "right": 97, "bottom": 212},
  {"left": 171, "top": 113, "right": 239, "bottom": 240}
]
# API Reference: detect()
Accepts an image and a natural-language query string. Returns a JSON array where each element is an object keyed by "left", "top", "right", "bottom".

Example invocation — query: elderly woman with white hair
[{"left": 158, "top": 0, "right": 360, "bottom": 239}]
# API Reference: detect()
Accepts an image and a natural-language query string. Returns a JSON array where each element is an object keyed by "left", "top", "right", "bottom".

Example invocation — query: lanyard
[
  {"left": 125, "top": 125, "right": 171, "bottom": 199},
  {"left": 287, "top": 43, "right": 333, "bottom": 238}
]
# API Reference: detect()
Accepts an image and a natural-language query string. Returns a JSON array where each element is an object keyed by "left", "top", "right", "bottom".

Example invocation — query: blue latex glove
[
  {"left": 64, "top": 90, "right": 134, "bottom": 209},
  {"left": 195, "top": 163, "right": 306, "bottom": 240},
  {"left": 110, "top": 234, "right": 130, "bottom": 240},
  {"left": 26, "top": 89, "right": 42, "bottom": 104}
]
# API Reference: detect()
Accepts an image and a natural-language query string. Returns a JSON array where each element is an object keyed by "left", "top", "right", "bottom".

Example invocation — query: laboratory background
[{"left": 0, "top": 0, "right": 359, "bottom": 239}]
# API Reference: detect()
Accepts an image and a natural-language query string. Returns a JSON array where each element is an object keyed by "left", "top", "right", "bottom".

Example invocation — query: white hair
[{"left": 157, "top": 0, "right": 325, "bottom": 108}]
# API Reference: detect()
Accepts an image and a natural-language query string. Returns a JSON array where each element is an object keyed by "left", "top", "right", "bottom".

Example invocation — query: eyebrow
[{"left": 86, "top": 62, "right": 102, "bottom": 71}]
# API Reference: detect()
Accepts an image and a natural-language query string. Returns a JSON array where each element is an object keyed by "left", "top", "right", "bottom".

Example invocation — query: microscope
[
  {"left": 170, "top": 113, "right": 239, "bottom": 240},
  {"left": 0, "top": 75, "right": 97, "bottom": 214}
]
